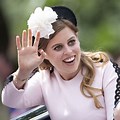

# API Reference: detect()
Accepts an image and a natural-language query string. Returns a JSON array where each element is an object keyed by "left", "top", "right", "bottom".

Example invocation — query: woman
[{"left": 1, "top": 6, "right": 118, "bottom": 120}]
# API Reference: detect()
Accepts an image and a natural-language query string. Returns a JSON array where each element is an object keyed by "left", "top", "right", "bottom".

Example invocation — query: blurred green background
[{"left": 0, "top": 0, "right": 120, "bottom": 119}]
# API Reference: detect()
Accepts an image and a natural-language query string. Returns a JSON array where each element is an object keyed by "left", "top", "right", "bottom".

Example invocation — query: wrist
[
  {"left": 13, "top": 74, "right": 28, "bottom": 89},
  {"left": 16, "top": 68, "right": 31, "bottom": 79}
]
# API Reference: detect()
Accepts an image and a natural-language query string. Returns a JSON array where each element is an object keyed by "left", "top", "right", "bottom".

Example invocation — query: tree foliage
[{"left": 1, "top": 0, "right": 120, "bottom": 58}]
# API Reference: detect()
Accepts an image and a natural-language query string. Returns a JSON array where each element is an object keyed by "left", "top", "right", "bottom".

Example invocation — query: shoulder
[
  {"left": 34, "top": 69, "right": 51, "bottom": 79},
  {"left": 102, "top": 61, "right": 118, "bottom": 88},
  {"left": 93, "top": 60, "right": 118, "bottom": 86},
  {"left": 94, "top": 60, "right": 118, "bottom": 77}
]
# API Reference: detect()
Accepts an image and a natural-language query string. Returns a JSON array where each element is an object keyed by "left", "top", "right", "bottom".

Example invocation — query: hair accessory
[
  {"left": 27, "top": 7, "right": 58, "bottom": 39},
  {"left": 51, "top": 6, "right": 77, "bottom": 26}
]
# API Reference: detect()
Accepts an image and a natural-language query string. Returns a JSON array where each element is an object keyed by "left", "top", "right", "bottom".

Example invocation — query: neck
[{"left": 60, "top": 67, "right": 80, "bottom": 80}]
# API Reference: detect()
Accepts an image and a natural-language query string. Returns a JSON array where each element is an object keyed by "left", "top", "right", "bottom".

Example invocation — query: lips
[{"left": 63, "top": 56, "right": 75, "bottom": 63}]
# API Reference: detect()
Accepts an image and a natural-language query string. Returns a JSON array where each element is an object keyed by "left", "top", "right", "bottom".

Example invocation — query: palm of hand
[
  {"left": 18, "top": 46, "right": 41, "bottom": 72},
  {"left": 16, "top": 29, "right": 46, "bottom": 73}
]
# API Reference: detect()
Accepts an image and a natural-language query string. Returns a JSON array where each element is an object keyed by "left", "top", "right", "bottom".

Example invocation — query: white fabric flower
[{"left": 27, "top": 7, "right": 58, "bottom": 39}]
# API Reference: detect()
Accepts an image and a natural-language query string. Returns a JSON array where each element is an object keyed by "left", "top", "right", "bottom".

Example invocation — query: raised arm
[
  {"left": 1, "top": 29, "right": 46, "bottom": 108},
  {"left": 13, "top": 29, "right": 46, "bottom": 89}
]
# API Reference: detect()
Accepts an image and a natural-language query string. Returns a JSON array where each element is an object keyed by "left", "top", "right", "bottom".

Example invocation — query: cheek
[
  {"left": 46, "top": 51, "right": 63, "bottom": 64},
  {"left": 75, "top": 45, "right": 81, "bottom": 61},
  {"left": 75, "top": 44, "right": 81, "bottom": 54}
]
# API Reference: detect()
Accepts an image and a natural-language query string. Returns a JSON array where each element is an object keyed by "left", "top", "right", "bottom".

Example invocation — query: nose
[{"left": 63, "top": 46, "right": 72, "bottom": 55}]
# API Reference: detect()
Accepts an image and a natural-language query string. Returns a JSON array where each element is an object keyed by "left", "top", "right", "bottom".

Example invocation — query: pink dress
[{"left": 1, "top": 61, "right": 118, "bottom": 120}]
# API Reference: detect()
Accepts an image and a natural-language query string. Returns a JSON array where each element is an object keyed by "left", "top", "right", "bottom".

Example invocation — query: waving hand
[{"left": 15, "top": 29, "right": 46, "bottom": 79}]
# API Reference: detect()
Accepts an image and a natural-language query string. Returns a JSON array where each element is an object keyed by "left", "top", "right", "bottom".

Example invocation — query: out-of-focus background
[{"left": 0, "top": 0, "right": 120, "bottom": 119}]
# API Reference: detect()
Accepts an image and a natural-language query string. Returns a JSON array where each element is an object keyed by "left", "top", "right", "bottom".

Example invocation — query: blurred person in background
[
  {"left": 0, "top": 5, "right": 31, "bottom": 119},
  {"left": 1, "top": 6, "right": 119, "bottom": 120},
  {"left": 0, "top": 6, "right": 13, "bottom": 120}
]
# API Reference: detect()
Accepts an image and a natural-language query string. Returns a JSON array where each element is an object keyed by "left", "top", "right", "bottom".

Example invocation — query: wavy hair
[{"left": 80, "top": 51, "right": 109, "bottom": 108}]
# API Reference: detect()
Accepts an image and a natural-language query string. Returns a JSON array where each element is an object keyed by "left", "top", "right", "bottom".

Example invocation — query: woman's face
[{"left": 45, "top": 26, "right": 81, "bottom": 80}]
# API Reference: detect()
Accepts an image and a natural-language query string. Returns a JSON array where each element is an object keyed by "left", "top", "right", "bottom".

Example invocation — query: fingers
[
  {"left": 16, "top": 36, "right": 21, "bottom": 51},
  {"left": 39, "top": 49, "right": 46, "bottom": 57},
  {"left": 28, "top": 29, "right": 32, "bottom": 46},
  {"left": 39, "top": 49, "right": 46, "bottom": 61},
  {"left": 22, "top": 30, "right": 27, "bottom": 47},
  {"left": 34, "top": 31, "right": 40, "bottom": 47},
  {"left": 17, "top": 29, "right": 40, "bottom": 50}
]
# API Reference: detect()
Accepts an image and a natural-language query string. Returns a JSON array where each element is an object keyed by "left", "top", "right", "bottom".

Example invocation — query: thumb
[{"left": 38, "top": 49, "right": 47, "bottom": 62}]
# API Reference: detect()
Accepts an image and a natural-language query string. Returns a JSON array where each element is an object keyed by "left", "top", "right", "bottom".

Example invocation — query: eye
[
  {"left": 68, "top": 40, "right": 76, "bottom": 46},
  {"left": 53, "top": 45, "right": 63, "bottom": 51}
]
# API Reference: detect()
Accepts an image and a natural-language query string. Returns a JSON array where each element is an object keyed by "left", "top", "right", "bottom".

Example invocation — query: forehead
[{"left": 49, "top": 27, "right": 76, "bottom": 44}]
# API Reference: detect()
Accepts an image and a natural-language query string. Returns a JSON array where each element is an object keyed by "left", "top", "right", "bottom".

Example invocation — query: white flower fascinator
[{"left": 27, "top": 7, "right": 58, "bottom": 39}]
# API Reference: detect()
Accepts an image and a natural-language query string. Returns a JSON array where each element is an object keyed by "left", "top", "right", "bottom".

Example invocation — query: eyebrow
[{"left": 51, "top": 36, "right": 76, "bottom": 49}]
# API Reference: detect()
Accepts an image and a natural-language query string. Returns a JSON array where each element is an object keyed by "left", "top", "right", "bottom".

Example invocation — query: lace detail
[{"left": 112, "top": 61, "right": 120, "bottom": 107}]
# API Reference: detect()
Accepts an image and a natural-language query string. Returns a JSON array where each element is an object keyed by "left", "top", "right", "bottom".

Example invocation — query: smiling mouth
[{"left": 63, "top": 56, "right": 75, "bottom": 63}]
